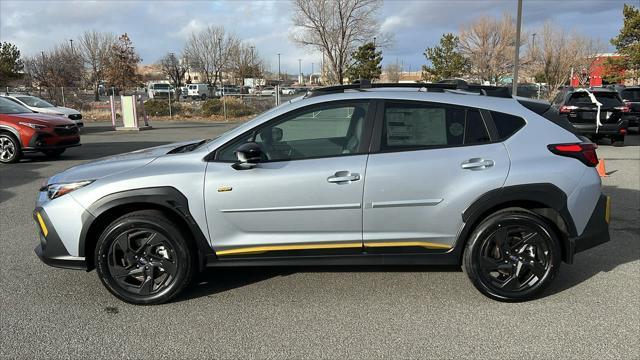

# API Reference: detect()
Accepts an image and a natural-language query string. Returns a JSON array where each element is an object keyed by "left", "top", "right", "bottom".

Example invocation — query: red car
[{"left": 0, "top": 97, "right": 80, "bottom": 163}]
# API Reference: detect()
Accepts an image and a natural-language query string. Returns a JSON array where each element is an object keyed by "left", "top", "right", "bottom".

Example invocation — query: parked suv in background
[
  {"left": 0, "top": 97, "right": 80, "bottom": 163},
  {"left": 611, "top": 85, "right": 640, "bottom": 129},
  {"left": 1, "top": 94, "right": 84, "bottom": 128},
  {"left": 551, "top": 87, "right": 629, "bottom": 145},
  {"left": 33, "top": 83, "right": 609, "bottom": 304}
]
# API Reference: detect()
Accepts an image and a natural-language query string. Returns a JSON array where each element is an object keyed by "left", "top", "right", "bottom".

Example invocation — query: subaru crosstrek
[{"left": 34, "top": 83, "right": 610, "bottom": 304}]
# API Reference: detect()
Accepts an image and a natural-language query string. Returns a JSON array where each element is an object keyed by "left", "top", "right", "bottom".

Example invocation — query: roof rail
[{"left": 304, "top": 80, "right": 512, "bottom": 99}]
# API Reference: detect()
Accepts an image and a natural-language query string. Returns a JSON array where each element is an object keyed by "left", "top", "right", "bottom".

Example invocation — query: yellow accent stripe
[
  {"left": 217, "top": 240, "right": 452, "bottom": 256},
  {"left": 217, "top": 243, "right": 363, "bottom": 256},
  {"left": 365, "top": 241, "right": 452, "bottom": 250},
  {"left": 605, "top": 196, "right": 611, "bottom": 224},
  {"left": 36, "top": 212, "right": 48, "bottom": 237}
]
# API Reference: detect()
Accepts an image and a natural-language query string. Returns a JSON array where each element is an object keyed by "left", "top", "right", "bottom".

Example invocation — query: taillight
[
  {"left": 548, "top": 143, "right": 598, "bottom": 167},
  {"left": 559, "top": 105, "right": 578, "bottom": 113},
  {"left": 614, "top": 105, "right": 630, "bottom": 112}
]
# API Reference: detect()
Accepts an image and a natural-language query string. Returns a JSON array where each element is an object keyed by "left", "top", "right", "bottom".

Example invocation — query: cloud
[{"left": 0, "top": 0, "right": 629, "bottom": 72}]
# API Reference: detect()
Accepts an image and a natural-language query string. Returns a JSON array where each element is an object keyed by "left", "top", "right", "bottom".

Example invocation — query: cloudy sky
[{"left": 0, "top": 0, "right": 631, "bottom": 75}]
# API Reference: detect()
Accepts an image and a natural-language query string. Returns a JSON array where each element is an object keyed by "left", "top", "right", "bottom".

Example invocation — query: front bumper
[
  {"left": 566, "top": 194, "right": 610, "bottom": 263},
  {"left": 33, "top": 208, "right": 86, "bottom": 270}
]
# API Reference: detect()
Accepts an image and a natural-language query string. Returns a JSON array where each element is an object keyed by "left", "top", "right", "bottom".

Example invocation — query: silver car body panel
[{"left": 36, "top": 89, "right": 602, "bottom": 259}]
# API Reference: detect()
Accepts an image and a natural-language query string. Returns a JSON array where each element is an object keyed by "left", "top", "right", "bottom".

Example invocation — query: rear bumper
[
  {"left": 572, "top": 121, "right": 628, "bottom": 136},
  {"left": 33, "top": 208, "right": 86, "bottom": 270},
  {"left": 566, "top": 194, "right": 610, "bottom": 263}
]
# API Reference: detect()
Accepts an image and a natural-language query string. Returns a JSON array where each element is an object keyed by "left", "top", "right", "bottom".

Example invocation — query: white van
[
  {"left": 147, "top": 82, "right": 174, "bottom": 99},
  {"left": 187, "top": 84, "right": 213, "bottom": 100}
]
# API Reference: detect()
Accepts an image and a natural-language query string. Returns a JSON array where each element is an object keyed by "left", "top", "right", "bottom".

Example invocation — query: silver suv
[{"left": 34, "top": 83, "right": 610, "bottom": 304}]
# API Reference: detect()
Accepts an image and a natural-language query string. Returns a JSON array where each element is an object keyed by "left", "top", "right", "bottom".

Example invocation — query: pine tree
[
  {"left": 0, "top": 42, "right": 24, "bottom": 86},
  {"left": 422, "top": 33, "right": 468, "bottom": 82},
  {"left": 608, "top": 4, "right": 640, "bottom": 83},
  {"left": 345, "top": 42, "right": 383, "bottom": 82}
]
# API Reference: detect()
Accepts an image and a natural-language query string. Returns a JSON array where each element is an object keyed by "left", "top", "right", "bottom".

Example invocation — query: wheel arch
[
  {"left": 0, "top": 125, "right": 22, "bottom": 146},
  {"left": 79, "top": 187, "right": 214, "bottom": 271},
  {"left": 456, "top": 183, "right": 577, "bottom": 264}
]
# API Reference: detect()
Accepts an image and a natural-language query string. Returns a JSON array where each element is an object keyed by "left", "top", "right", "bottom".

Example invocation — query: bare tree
[
  {"left": 384, "top": 63, "right": 401, "bottom": 83},
  {"left": 230, "top": 43, "right": 264, "bottom": 86},
  {"left": 184, "top": 25, "right": 239, "bottom": 87},
  {"left": 159, "top": 52, "right": 188, "bottom": 89},
  {"left": 458, "top": 13, "right": 527, "bottom": 84},
  {"left": 77, "top": 31, "right": 115, "bottom": 100},
  {"left": 527, "top": 22, "right": 605, "bottom": 99},
  {"left": 291, "top": 0, "right": 384, "bottom": 84},
  {"left": 104, "top": 33, "right": 142, "bottom": 95},
  {"left": 22, "top": 43, "right": 83, "bottom": 103}
]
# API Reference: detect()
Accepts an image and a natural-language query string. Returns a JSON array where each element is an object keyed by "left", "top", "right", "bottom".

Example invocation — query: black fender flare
[
  {"left": 456, "top": 183, "right": 577, "bottom": 263},
  {"left": 79, "top": 186, "right": 214, "bottom": 270}
]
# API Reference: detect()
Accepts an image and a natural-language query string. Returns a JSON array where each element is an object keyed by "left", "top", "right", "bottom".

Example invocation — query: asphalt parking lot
[{"left": 1, "top": 122, "right": 638, "bottom": 359}]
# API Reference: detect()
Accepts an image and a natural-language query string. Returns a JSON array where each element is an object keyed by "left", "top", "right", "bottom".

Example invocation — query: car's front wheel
[
  {"left": 0, "top": 133, "right": 21, "bottom": 164},
  {"left": 463, "top": 209, "right": 561, "bottom": 301},
  {"left": 95, "top": 210, "right": 195, "bottom": 305}
]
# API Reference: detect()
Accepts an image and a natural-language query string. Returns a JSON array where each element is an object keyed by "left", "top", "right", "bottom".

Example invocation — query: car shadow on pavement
[
  {"left": 0, "top": 162, "right": 48, "bottom": 204},
  {"left": 178, "top": 265, "right": 460, "bottom": 303},
  {"left": 546, "top": 185, "right": 639, "bottom": 297}
]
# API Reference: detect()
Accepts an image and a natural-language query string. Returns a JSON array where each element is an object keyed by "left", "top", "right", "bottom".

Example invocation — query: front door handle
[
  {"left": 327, "top": 171, "right": 361, "bottom": 184},
  {"left": 461, "top": 158, "right": 494, "bottom": 170}
]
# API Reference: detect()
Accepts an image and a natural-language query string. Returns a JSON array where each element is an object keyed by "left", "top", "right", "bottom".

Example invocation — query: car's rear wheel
[
  {"left": 43, "top": 149, "right": 65, "bottom": 157},
  {"left": 463, "top": 209, "right": 561, "bottom": 301},
  {"left": 0, "top": 133, "right": 21, "bottom": 164},
  {"left": 201, "top": 94, "right": 207, "bottom": 100},
  {"left": 95, "top": 210, "right": 195, "bottom": 305}
]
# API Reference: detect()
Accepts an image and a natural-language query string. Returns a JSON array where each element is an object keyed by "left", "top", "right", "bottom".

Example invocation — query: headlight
[
  {"left": 19, "top": 122, "right": 47, "bottom": 129},
  {"left": 41, "top": 180, "right": 93, "bottom": 200}
]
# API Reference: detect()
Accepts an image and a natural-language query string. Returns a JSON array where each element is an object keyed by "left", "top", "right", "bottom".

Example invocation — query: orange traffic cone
[{"left": 597, "top": 159, "right": 608, "bottom": 177}]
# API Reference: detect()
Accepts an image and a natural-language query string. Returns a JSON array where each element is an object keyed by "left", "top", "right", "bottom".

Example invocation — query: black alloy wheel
[
  {"left": 96, "top": 210, "right": 194, "bottom": 305},
  {"left": 463, "top": 209, "right": 560, "bottom": 301}
]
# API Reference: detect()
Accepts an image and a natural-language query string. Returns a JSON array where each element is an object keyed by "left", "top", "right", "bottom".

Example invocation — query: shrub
[
  {"left": 143, "top": 99, "right": 179, "bottom": 116},
  {"left": 202, "top": 97, "right": 257, "bottom": 117}
]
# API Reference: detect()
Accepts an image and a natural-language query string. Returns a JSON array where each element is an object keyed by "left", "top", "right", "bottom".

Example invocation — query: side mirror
[{"left": 232, "top": 142, "right": 262, "bottom": 170}]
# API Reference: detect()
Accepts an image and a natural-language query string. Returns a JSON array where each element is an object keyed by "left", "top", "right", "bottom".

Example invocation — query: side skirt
[{"left": 204, "top": 251, "right": 461, "bottom": 268}]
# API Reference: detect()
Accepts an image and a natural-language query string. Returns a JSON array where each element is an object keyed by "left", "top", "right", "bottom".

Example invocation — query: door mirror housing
[{"left": 232, "top": 142, "right": 262, "bottom": 170}]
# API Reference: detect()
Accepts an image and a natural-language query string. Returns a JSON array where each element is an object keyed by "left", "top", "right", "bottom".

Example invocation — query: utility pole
[
  {"left": 512, "top": 0, "right": 523, "bottom": 96},
  {"left": 277, "top": 53, "right": 281, "bottom": 84},
  {"left": 310, "top": 62, "right": 314, "bottom": 85},
  {"left": 298, "top": 58, "right": 302, "bottom": 85}
]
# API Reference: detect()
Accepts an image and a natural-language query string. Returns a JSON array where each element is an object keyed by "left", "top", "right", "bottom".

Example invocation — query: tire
[
  {"left": 462, "top": 209, "right": 561, "bottom": 302},
  {"left": 611, "top": 136, "right": 624, "bottom": 147},
  {"left": 43, "top": 149, "right": 65, "bottom": 157},
  {"left": 201, "top": 94, "right": 207, "bottom": 100},
  {"left": 95, "top": 210, "right": 195, "bottom": 305},
  {"left": 0, "top": 133, "right": 22, "bottom": 164}
]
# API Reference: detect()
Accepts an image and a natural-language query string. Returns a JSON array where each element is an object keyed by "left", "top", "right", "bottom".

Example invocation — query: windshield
[
  {"left": 0, "top": 97, "right": 34, "bottom": 114},
  {"left": 15, "top": 96, "right": 54, "bottom": 108},
  {"left": 621, "top": 89, "right": 640, "bottom": 102},
  {"left": 153, "top": 84, "right": 170, "bottom": 90}
]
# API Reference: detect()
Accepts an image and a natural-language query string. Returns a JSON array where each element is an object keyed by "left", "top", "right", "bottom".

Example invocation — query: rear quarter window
[
  {"left": 490, "top": 111, "right": 526, "bottom": 140},
  {"left": 621, "top": 89, "right": 640, "bottom": 102}
]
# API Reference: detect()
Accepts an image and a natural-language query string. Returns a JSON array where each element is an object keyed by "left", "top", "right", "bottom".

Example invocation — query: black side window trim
[
  {"left": 369, "top": 99, "right": 498, "bottom": 154},
  {"left": 207, "top": 99, "right": 376, "bottom": 162}
]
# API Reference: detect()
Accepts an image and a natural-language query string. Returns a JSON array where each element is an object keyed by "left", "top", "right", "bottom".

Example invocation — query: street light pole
[
  {"left": 310, "top": 62, "right": 314, "bottom": 84},
  {"left": 512, "top": 0, "right": 523, "bottom": 96},
  {"left": 298, "top": 58, "right": 302, "bottom": 85},
  {"left": 277, "top": 53, "right": 281, "bottom": 84}
]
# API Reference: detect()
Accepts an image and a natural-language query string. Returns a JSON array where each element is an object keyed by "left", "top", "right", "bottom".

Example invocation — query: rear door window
[{"left": 380, "top": 102, "right": 490, "bottom": 151}]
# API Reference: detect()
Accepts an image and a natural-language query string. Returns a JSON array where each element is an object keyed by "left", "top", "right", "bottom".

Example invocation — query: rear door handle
[
  {"left": 327, "top": 171, "right": 361, "bottom": 184},
  {"left": 461, "top": 158, "right": 494, "bottom": 170}
]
